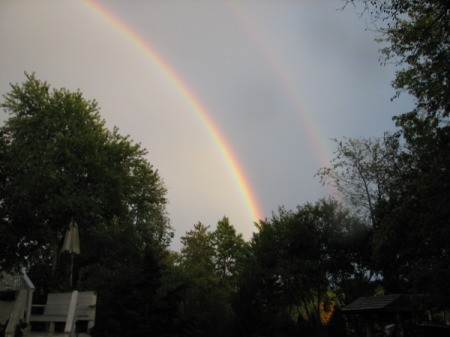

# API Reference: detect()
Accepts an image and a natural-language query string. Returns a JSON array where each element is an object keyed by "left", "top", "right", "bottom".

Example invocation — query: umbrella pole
[{"left": 70, "top": 253, "right": 74, "bottom": 289}]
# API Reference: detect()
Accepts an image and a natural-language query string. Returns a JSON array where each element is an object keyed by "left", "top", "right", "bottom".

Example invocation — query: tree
[
  {"left": 318, "top": 128, "right": 450, "bottom": 305},
  {"left": 0, "top": 74, "right": 172, "bottom": 330},
  {"left": 174, "top": 219, "right": 248, "bottom": 337},
  {"left": 0, "top": 74, "right": 175, "bottom": 337},
  {"left": 371, "top": 117, "right": 450, "bottom": 304},
  {"left": 343, "top": 0, "right": 450, "bottom": 118},
  {"left": 235, "top": 200, "right": 372, "bottom": 336},
  {"left": 316, "top": 134, "right": 400, "bottom": 227},
  {"left": 177, "top": 222, "right": 220, "bottom": 336},
  {"left": 0, "top": 74, "right": 171, "bottom": 279},
  {"left": 211, "top": 217, "right": 247, "bottom": 286},
  {"left": 341, "top": 0, "right": 450, "bottom": 308},
  {"left": 178, "top": 222, "right": 215, "bottom": 275}
]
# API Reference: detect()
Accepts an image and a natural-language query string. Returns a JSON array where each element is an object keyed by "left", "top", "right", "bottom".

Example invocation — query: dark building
[{"left": 342, "top": 294, "right": 412, "bottom": 337}]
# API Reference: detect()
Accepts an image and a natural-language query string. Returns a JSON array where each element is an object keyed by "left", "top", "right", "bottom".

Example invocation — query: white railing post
[
  {"left": 64, "top": 290, "right": 79, "bottom": 336},
  {"left": 5, "top": 290, "right": 27, "bottom": 337},
  {"left": 21, "top": 270, "right": 35, "bottom": 325}
]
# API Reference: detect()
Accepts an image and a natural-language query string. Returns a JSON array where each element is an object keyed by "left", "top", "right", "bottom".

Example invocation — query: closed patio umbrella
[
  {"left": 62, "top": 219, "right": 80, "bottom": 289},
  {"left": 62, "top": 219, "right": 80, "bottom": 255}
]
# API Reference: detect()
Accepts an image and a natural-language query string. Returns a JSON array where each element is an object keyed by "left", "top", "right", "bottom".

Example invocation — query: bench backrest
[
  {"left": 43, "top": 292, "right": 72, "bottom": 317},
  {"left": 43, "top": 291, "right": 96, "bottom": 319}
]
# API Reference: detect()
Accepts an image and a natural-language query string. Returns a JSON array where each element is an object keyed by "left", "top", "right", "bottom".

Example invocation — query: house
[
  {"left": 0, "top": 271, "right": 35, "bottom": 337},
  {"left": 342, "top": 294, "right": 413, "bottom": 337}
]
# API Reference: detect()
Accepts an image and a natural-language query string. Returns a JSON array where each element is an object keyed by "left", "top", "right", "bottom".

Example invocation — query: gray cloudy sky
[{"left": 0, "top": 0, "right": 413, "bottom": 250}]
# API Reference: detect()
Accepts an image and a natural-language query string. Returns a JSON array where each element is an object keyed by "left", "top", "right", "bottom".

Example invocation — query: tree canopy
[
  {"left": 343, "top": 0, "right": 449, "bottom": 119},
  {"left": 172, "top": 218, "right": 248, "bottom": 337},
  {"left": 320, "top": 0, "right": 450, "bottom": 309},
  {"left": 234, "top": 200, "right": 372, "bottom": 336},
  {"left": 0, "top": 73, "right": 172, "bottom": 287}
]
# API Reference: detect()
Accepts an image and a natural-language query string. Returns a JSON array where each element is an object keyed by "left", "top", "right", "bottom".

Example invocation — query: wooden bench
[{"left": 30, "top": 291, "right": 96, "bottom": 336}]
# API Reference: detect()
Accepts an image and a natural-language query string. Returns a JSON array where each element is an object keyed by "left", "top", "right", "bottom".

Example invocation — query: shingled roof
[{"left": 342, "top": 294, "right": 412, "bottom": 313}]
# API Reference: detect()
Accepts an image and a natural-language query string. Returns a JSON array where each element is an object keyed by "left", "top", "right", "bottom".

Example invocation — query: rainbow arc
[{"left": 84, "top": 0, "right": 264, "bottom": 224}]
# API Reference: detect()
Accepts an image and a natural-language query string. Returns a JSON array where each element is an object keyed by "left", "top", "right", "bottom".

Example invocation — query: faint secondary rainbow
[
  {"left": 84, "top": 0, "right": 263, "bottom": 223},
  {"left": 227, "top": 2, "right": 341, "bottom": 199},
  {"left": 227, "top": 2, "right": 329, "bottom": 166}
]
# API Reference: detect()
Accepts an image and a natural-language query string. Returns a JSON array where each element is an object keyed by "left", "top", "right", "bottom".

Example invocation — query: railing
[
  {"left": 65, "top": 290, "right": 78, "bottom": 337},
  {"left": 21, "top": 272, "right": 35, "bottom": 324},
  {"left": 0, "top": 271, "right": 35, "bottom": 325},
  {"left": 5, "top": 289, "right": 26, "bottom": 337}
]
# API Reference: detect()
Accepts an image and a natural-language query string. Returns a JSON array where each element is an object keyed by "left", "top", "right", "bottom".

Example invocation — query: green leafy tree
[
  {"left": 0, "top": 74, "right": 174, "bottom": 337},
  {"left": 372, "top": 117, "right": 450, "bottom": 304},
  {"left": 343, "top": 0, "right": 449, "bottom": 118},
  {"left": 175, "top": 219, "right": 249, "bottom": 337},
  {"left": 318, "top": 128, "right": 450, "bottom": 305},
  {"left": 179, "top": 222, "right": 215, "bottom": 274},
  {"left": 176, "top": 223, "right": 219, "bottom": 336},
  {"left": 342, "top": 0, "right": 450, "bottom": 308},
  {"left": 211, "top": 217, "right": 248, "bottom": 336},
  {"left": 0, "top": 74, "right": 171, "bottom": 277},
  {"left": 235, "top": 200, "right": 371, "bottom": 336},
  {"left": 211, "top": 217, "right": 247, "bottom": 286},
  {"left": 317, "top": 134, "right": 400, "bottom": 227}
]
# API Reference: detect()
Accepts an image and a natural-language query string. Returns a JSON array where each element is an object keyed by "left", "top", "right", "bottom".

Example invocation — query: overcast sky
[{"left": 0, "top": 0, "right": 414, "bottom": 250}]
